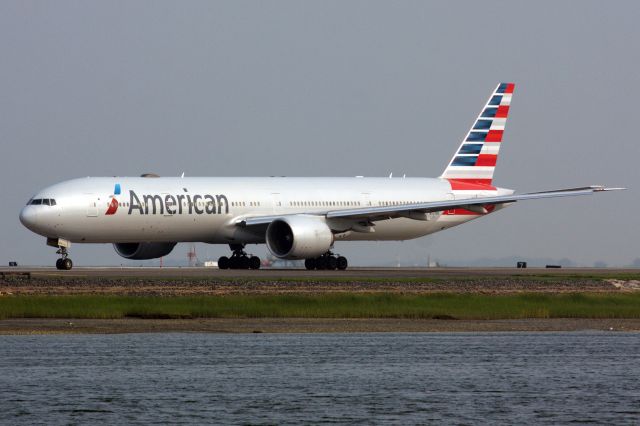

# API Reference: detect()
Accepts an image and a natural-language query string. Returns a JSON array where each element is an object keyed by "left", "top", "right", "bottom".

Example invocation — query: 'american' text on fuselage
[{"left": 128, "top": 190, "right": 229, "bottom": 215}]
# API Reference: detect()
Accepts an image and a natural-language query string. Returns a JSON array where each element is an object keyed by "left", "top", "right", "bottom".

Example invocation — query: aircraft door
[
  {"left": 271, "top": 193, "right": 282, "bottom": 213},
  {"left": 86, "top": 194, "right": 98, "bottom": 217},
  {"left": 445, "top": 192, "right": 455, "bottom": 215},
  {"left": 360, "top": 192, "right": 372, "bottom": 207}
]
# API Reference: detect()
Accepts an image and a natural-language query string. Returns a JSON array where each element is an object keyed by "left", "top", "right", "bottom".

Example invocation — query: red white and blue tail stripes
[{"left": 441, "top": 83, "right": 514, "bottom": 190}]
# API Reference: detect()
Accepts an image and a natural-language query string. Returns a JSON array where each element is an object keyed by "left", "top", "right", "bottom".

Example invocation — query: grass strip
[{"left": 1, "top": 293, "right": 640, "bottom": 320}]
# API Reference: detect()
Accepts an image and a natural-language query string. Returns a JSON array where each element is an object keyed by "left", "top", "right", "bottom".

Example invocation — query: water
[{"left": 0, "top": 332, "right": 638, "bottom": 425}]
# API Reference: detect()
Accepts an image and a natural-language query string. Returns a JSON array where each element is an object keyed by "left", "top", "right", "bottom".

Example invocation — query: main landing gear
[
  {"left": 218, "top": 244, "right": 261, "bottom": 270},
  {"left": 55, "top": 247, "right": 73, "bottom": 270},
  {"left": 305, "top": 252, "right": 348, "bottom": 271}
]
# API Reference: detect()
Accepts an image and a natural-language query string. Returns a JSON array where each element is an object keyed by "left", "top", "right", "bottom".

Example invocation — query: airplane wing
[{"left": 236, "top": 186, "right": 624, "bottom": 228}]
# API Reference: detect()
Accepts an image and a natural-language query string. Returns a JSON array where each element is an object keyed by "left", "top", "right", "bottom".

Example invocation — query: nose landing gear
[
  {"left": 305, "top": 252, "right": 348, "bottom": 271},
  {"left": 47, "top": 238, "right": 73, "bottom": 270},
  {"left": 218, "top": 244, "right": 261, "bottom": 270},
  {"left": 55, "top": 247, "right": 73, "bottom": 270}
]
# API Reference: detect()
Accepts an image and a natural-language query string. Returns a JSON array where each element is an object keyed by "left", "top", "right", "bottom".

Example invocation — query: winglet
[{"left": 592, "top": 186, "right": 626, "bottom": 192}]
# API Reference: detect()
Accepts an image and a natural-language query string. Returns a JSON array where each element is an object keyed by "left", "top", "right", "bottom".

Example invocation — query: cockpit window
[{"left": 28, "top": 198, "right": 56, "bottom": 206}]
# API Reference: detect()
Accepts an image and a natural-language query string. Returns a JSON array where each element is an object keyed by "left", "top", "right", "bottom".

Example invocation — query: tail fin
[{"left": 441, "top": 83, "right": 514, "bottom": 188}]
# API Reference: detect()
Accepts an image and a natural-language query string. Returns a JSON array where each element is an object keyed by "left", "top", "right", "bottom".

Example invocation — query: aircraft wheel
[
  {"left": 61, "top": 258, "right": 73, "bottom": 270},
  {"left": 336, "top": 256, "right": 348, "bottom": 270},
  {"left": 315, "top": 257, "right": 326, "bottom": 270},
  {"left": 229, "top": 256, "right": 239, "bottom": 269},
  {"left": 218, "top": 256, "right": 229, "bottom": 270},
  {"left": 304, "top": 258, "right": 316, "bottom": 270},
  {"left": 55, "top": 259, "right": 63, "bottom": 270},
  {"left": 249, "top": 256, "right": 261, "bottom": 270},
  {"left": 327, "top": 256, "right": 338, "bottom": 270}
]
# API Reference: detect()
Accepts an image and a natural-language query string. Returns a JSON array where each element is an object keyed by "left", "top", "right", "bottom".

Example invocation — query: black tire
[
  {"left": 336, "top": 256, "right": 348, "bottom": 270},
  {"left": 62, "top": 258, "right": 73, "bottom": 270},
  {"left": 229, "top": 256, "right": 239, "bottom": 269},
  {"left": 55, "top": 259, "right": 63, "bottom": 270},
  {"left": 304, "top": 258, "right": 316, "bottom": 270},
  {"left": 218, "top": 256, "right": 229, "bottom": 270},
  {"left": 239, "top": 256, "right": 250, "bottom": 269},
  {"left": 327, "top": 256, "right": 338, "bottom": 270},
  {"left": 249, "top": 256, "right": 261, "bottom": 270},
  {"left": 315, "top": 257, "right": 326, "bottom": 270}
]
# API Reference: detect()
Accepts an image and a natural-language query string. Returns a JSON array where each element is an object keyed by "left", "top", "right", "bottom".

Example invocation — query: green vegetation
[{"left": 1, "top": 293, "right": 640, "bottom": 320}]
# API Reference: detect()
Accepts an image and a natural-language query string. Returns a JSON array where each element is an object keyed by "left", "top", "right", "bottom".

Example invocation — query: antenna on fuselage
[{"left": 181, "top": 172, "right": 185, "bottom": 178}]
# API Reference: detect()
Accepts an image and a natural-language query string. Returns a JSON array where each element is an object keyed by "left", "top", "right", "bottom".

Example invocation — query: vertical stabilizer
[{"left": 441, "top": 83, "right": 514, "bottom": 189}]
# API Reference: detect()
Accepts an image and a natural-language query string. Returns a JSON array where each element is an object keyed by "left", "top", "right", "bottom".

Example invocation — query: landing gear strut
[
  {"left": 47, "top": 238, "right": 73, "bottom": 270},
  {"left": 218, "top": 244, "right": 261, "bottom": 270},
  {"left": 55, "top": 247, "right": 73, "bottom": 270},
  {"left": 305, "top": 252, "right": 348, "bottom": 271}
]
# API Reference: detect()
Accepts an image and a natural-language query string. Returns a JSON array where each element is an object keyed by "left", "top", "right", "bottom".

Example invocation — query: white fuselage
[{"left": 19, "top": 176, "right": 512, "bottom": 246}]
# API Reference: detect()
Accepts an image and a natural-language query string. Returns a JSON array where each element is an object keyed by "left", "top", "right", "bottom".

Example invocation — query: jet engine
[
  {"left": 113, "top": 242, "right": 177, "bottom": 260},
  {"left": 266, "top": 216, "right": 333, "bottom": 259}
]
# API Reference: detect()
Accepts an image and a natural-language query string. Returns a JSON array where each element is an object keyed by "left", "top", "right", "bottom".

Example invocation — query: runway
[{"left": 1, "top": 266, "right": 638, "bottom": 280}]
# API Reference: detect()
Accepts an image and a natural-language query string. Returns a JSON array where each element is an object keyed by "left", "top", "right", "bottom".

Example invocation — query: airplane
[{"left": 19, "top": 83, "right": 623, "bottom": 270}]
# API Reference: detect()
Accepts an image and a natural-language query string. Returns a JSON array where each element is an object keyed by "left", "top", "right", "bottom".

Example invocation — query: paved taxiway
[{"left": 1, "top": 266, "right": 637, "bottom": 279}]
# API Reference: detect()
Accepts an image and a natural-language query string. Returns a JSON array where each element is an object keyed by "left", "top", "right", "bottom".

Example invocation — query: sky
[{"left": 0, "top": 1, "right": 637, "bottom": 267}]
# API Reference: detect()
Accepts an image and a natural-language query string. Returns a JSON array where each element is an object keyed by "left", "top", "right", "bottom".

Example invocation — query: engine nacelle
[
  {"left": 266, "top": 216, "right": 334, "bottom": 259},
  {"left": 113, "top": 242, "right": 177, "bottom": 260}
]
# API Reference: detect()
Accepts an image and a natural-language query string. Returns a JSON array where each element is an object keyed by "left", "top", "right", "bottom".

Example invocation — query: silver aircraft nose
[{"left": 19, "top": 206, "right": 38, "bottom": 231}]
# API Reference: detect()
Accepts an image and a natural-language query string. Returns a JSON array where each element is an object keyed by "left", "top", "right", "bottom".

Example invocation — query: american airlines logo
[
  {"left": 129, "top": 190, "right": 229, "bottom": 215},
  {"left": 105, "top": 184, "right": 229, "bottom": 216},
  {"left": 105, "top": 183, "right": 122, "bottom": 215}
]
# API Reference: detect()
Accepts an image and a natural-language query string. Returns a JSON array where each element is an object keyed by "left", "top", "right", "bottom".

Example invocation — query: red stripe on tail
[
  {"left": 485, "top": 130, "right": 503, "bottom": 142},
  {"left": 495, "top": 105, "right": 510, "bottom": 118},
  {"left": 447, "top": 179, "right": 496, "bottom": 190},
  {"left": 475, "top": 154, "right": 497, "bottom": 167}
]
